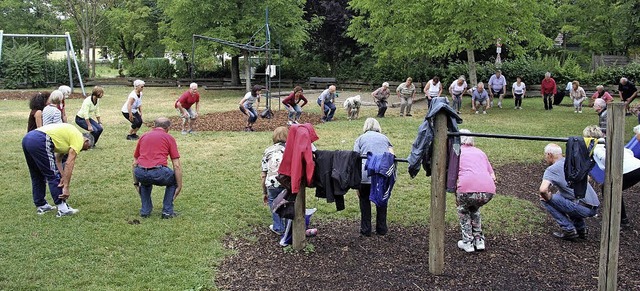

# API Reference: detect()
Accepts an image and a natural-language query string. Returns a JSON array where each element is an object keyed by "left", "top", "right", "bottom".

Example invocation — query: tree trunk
[
  {"left": 231, "top": 55, "right": 240, "bottom": 86},
  {"left": 91, "top": 42, "right": 96, "bottom": 78},
  {"left": 467, "top": 48, "right": 477, "bottom": 86},
  {"left": 243, "top": 50, "right": 251, "bottom": 92}
]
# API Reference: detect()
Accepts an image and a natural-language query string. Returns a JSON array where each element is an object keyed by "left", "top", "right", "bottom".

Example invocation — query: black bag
[
  {"left": 260, "top": 108, "right": 273, "bottom": 119},
  {"left": 564, "top": 136, "right": 595, "bottom": 199},
  {"left": 271, "top": 189, "right": 295, "bottom": 220}
]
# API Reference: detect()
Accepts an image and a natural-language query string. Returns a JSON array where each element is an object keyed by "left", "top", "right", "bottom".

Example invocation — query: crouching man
[
  {"left": 133, "top": 117, "right": 183, "bottom": 219},
  {"left": 539, "top": 143, "right": 599, "bottom": 241}
]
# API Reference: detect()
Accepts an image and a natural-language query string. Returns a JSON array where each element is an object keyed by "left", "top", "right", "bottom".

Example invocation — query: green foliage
[
  {"left": 104, "top": 0, "right": 161, "bottom": 61},
  {"left": 1, "top": 44, "right": 46, "bottom": 89},
  {"left": 43, "top": 59, "right": 89, "bottom": 84},
  {"left": 280, "top": 54, "right": 330, "bottom": 80},
  {"left": 592, "top": 63, "right": 640, "bottom": 85},
  {"left": 127, "top": 58, "right": 175, "bottom": 78}
]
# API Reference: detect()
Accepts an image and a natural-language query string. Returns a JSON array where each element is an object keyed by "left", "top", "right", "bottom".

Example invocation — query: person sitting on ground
[
  {"left": 570, "top": 80, "right": 587, "bottom": 113},
  {"left": 372, "top": 82, "right": 390, "bottom": 118},
  {"left": 590, "top": 85, "right": 613, "bottom": 106},
  {"left": 354, "top": 118, "right": 394, "bottom": 236},
  {"left": 132, "top": 117, "right": 182, "bottom": 219},
  {"left": 282, "top": 86, "right": 308, "bottom": 125},
  {"left": 540, "top": 72, "right": 557, "bottom": 110},
  {"left": 593, "top": 98, "right": 607, "bottom": 135},
  {"left": 121, "top": 79, "right": 145, "bottom": 140},
  {"left": 449, "top": 76, "right": 467, "bottom": 114},
  {"left": 57, "top": 85, "right": 71, "bottom": 122},
  {"left": 618, "top": 77, "right": 638, "bottom": 114},
  {"left": 538, "top": 143, "right": 599, "bottom": 241},
  {"left": 175, "top": 82, "right": 200, "bottom": 135},
  {"left": 261, "top": 126, "right": 288, "bottom": 236},
  {"left": 343, "top": 95, "right": 362, "bottom": 120},
  {"left": 583, "top": 125, "right": 640, "bottom": 226},
  {"left": 511, "top": 76, "right": 526, "bottom": 110},
  {"left": 472, "top": 82, "right": 490, "bottom": 114},
  {"left": 42, "top": 90, "right": 64, "bottom": 126},
  {"left": 317, "top": 85, "right": 337, "bottom": 122},
  {"left": 239, "top": 85, "right": 263, "bottom": 131},
  {"left": 27, "top": 92, "right": 49, "bottom": 132},
  {"left": 75, "top": 86, "right": 104, "bottom": 146},
  {"left": 424, "top": 76, "right": 443, "bottom": 108},
  {"left": 488, "top": 70, "right": 507, "bottom": 108},
  {"left": 396, "top": 77, "right": 416, "bottom": 117},
  {"left": 22, "top": 123, "right": 93, "bottom": 217},
  {"left": 455, "top": 129, "right": 496, "bottom": 252}
]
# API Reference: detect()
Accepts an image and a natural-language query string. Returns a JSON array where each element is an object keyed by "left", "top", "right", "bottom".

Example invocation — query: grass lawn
[{"left": 0, "top": 87, "right": 636, "bottom": 289}]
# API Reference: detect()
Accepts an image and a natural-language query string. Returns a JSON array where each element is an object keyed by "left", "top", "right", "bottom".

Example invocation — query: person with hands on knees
[
  {"left": 488, "top": 70, "right": 507, "bottom": 108},
  {"left": 22, "top": 123, "right": 93, "bottom": 217},
  {"left": 449, "top": 76, "right": 468, "bottom": 114},
  {"left": 132, "top": 117, "right": 183, "bottom": 219},
  {"left": 175, "top": 82, "right": 200, "bottom": 135},
  {"left": 372, "top": 82, "right": 391, "bottom": 118},
  {"left": 75, "top": 86, "right": 104, "bottom": 146},
  {"left": 261, "top": 126, "right": 288, "bottom": 235},
  {"left": 282, "top": 86, "right": 308, "bottom": 125},
  {"left": 472, "top": 82, "right": 490, "bottom": 114},
  {"left": 424, "top": 76, "right": 443, "bottom": 108},
  {"left": 317, "top": 85, "right": 337, "bottom": 122},
  {"left": 122, "top": 79, "right": 145, "bottom": 140},
  {"left": 396, "top": 77, "right": 416, "bottom": 117},
  {"left": 239, "top": 85, "right": 263, "bottom": 131}
]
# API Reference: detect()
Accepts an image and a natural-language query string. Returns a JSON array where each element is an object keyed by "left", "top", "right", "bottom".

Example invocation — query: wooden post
[
  {"left": 429, "top": 111, "right": 448, "bottom": 275},
  {"left": 598, "top": 102, "right": 625, "bottom": 291},
  {"left": 292, "top": 182, "right": 306, "bottom": 251}
]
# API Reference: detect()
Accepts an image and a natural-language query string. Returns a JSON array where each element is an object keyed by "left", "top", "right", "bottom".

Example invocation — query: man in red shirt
[
  {"left": 133, "top": 117, "right": 183, "bottom": 219},
  {"left": 540, "top": 72, "right": 557, "bottom": 110},
  {"left": 175, "top": 82, "right": 200, "bottom": 134}
]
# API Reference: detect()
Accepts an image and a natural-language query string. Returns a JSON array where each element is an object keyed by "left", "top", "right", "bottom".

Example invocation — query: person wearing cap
[
  {"left": 175, "top": 82, "right": 200, "bottom": 134},
  {"left": 22, "top": 123, "right": 94, "bottom": 217},
  {"left": 372, "top": 82, "right": 390, "bottom": 117},
  {"left": 239, "top": 85, "right": 263, "bottom": 131},
  {"left": 121, "top": 79, "right": 145, "bottom": 140}
]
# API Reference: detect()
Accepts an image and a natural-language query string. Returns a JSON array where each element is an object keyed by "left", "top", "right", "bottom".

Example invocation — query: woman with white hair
[
  {"left": 455, "top": 129, "right": 496, "bottom": 252},
  {"left": 449, "top": 75, "right": 468, "bottom": 114},
  {"left": 353, "top": 118, "right": 394, "bottom": 236},
  {"left": 121, "top": 79, "right": 145, "bottom": 140},
  {"left": 57, "top": 85, "right": 72, "bottom": 122},
  {"left": 42, "top": 90, "right": 64, "bottom": 126},
  {"left": 540, "top": 72, "right": 557, "bottom": 110},
  {"left": 371, "top": 82, "right": 390, "bottom": 117},
  {"left": 590, "top": 85, "right": 613, "bottom": 106}
]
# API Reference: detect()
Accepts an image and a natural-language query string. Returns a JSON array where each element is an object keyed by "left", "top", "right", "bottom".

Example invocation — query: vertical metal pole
[
  {"left": 65, "top": 35, "right": 74, "bottom": 91},
  {"left": 598, "top": 103, "right": 625, "bottom": 291},
  {"left": 293, "top": 181, "right": 307, "bottom": 251},
  {"left": 0, "top": 30, "right": 4, "bottom": 62},
  {"left": 66, "top": 32, "right": 86, "bottom": 96},
  {"left": 429, "top": 112, "right": 448, "bottom": 275},
  {"left": 191, "top": 35, "right": 196, "bottom": 81}
]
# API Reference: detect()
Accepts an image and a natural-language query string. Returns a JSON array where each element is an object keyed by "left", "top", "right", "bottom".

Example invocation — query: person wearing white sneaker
[
  {"left": 175, "top": 83, "right": 200, "bottom": 135},
  {"left": 569, "top": 80, "right": 586, "bottom": 114},
  {"left": 22, "top": 123, "right": 93, "bottom": 216},
  {"left": 488, "top": 70, "right": 507, "bottom": 109},
  {"left": 455, "top": 129, "right": 496, "bottom": 251},
  {"left": 261, "top": 127, "right": 288, "bottom": 237},
  {"left": 471, "top": 83, "right": 490, "bottom": 115}
]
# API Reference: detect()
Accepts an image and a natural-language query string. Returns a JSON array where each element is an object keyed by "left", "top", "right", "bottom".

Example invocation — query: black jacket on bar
[{"left": 314, "top": 150, "right": 362, "bottom": 211}]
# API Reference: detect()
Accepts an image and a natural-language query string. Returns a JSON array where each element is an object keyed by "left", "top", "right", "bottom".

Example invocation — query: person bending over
[
  {"left": 239, "top": 85, "right": 263, "bottom": 131},
  {"left": 175, "top": 82, "right": 200, "bottom": 134}
]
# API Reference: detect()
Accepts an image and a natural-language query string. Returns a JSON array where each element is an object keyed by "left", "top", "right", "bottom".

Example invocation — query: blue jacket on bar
[{"left": 366, "top": 152, "right": 397, "bottom": 207}]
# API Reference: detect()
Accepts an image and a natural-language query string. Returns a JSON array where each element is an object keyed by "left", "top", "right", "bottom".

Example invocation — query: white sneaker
[
  {"left": 483, "top": 111, "right": 487, "bottom": 114},
  {"left": 475, "top": 111, "right": 479, "bottom": 114},
  {"left": 287, "top": 120, "right": 293, "bottom": 126},
  {"left": 579, "top": 111, "right": 582, "bottom": 113},
  {"left": 181, "top": 130, "right": 187, "bottom": 135},
  {"left": 458, "top": 240, "right": 475, "bottom": 252},
  {"left": 56, "top": 204, "right": 79, "bottom": 217},
  {"left": 518, "top": 107, "right": 522, "bottom": 110},
  {"left": 36, "top": 204, "right": 56, "bottom": 215},
  {"left": 474, "top": 237, "right": 486, "bottom": 251},
  {"left": 498, "top": 102, "right": 502, "bottom": 108},
  {"left": 574, "top": 110, "right": 578, "bottom": 113}
]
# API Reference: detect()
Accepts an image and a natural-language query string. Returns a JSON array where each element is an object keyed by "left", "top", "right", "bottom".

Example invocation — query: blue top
[
  {"left": 318, "top": 89, "right": 335, "bottom": 103},
  {"left": 472, "top": 89, "right": 489, "bottom": 101},
  {"left": 544, "top": 158, "right": 600, "bottom": 207},
  {"left": 488, "top": 74, "right": 507, "bottom": 91}
]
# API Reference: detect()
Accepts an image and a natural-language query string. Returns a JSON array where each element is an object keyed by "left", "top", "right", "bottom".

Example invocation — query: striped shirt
[{"left": 42, "top": 105, "right": 62, "bottom": 126}]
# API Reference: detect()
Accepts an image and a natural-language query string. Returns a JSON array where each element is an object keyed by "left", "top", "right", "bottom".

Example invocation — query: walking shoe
[
  {"left": 132, "top": 134, "right": 139, "bottom": 139},
  {"left": 188, "top": 130, "right": 195, "bottom": 134},
  {"left": 287, "top": 120, "right": 293, "bottom": 126},
  {"left": 244, "top": 127, "right": 251, "bottom": 132},
  {"left": 577, "top": 228, "right": 588, "bottom": 239},
  {"left": 56, "top": 206, "right": 79, "bottom": 217},
  {"left": 578, "top": 111, "right": 582, "bottom": 113},
  {"left": 552, "top": 229, "right": 578, "bottom": 241},
  {"left": 161, "top": 212, "right": 179, "bottom": 219},
  {"left": 36, "top": 204, "right": 56, "bottom": 215},
  {"left": 126, "top": 134, "right": 136, "bottom": 140},
  {"left": 475, "top": 111, "right": 479, "bottom": 114},
  {"left": 406, "top": 114, "right": 412, "bottom": 117},
  {"left": 457, "top": 240, "right": 475, "bottom": 252},
  {"left": 574, "top": 110, "right": 578, "bottom": 113},
  {"left": 181, "top": 130, "right": 187, "bottom": 135},
  {"left": 269, "top": 224, "right": 282, "bottom": 235},
  {"left": 518, "top": 107, "right": 522, "bottom": 110},
  {"left": 474, "top": 237, "right": 485, "bottom": 251},
  {"left": 140, "top": 213, "right": 151, "bottom": 218},
  {"left": 399, "top": 114, "right": 404, "bottom": 117},
  {"left": 498, "top": 102, "right": 502, "bottom": 108}
]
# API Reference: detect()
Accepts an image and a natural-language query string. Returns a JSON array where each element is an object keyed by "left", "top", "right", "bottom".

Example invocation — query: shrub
[
  {"left": 43, "top": 59, "right": 89, "bottom": 85},
  {"left": 2, "top": 43, "right": 46, "bottom": 89},
  {"left": 127, "top": 61, "right": 151, "bottom": 78},
  {"left": 127, "top": 58, "right": 176, "bottom": 78}
]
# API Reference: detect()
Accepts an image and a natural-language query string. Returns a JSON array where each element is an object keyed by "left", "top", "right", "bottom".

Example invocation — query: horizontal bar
[
  {"left": 2, "top": 33, "right": 68, "bottom": 38},
  {"left": 448, "top": 132, "right": 569, "bottom": 142},
  {"left": 360, "top": 155, "right": 408, "bottom": 163}
]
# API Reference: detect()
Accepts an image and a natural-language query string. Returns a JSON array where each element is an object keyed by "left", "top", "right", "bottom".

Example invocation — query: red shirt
[
  {"left": 175, "top": 90, "right": 200, "bottom": 109},
  {"left": 278, "top": 123, "right": 319, "bottom": 194},
  {"left": 282, "top": 92, "right": 308, "bottom": 107},
  {"left": 134, "top": 128, "right": 180, "bottom": 168},
  {"left": 540, "top": 78, "right": 557, "bottom": 95}
]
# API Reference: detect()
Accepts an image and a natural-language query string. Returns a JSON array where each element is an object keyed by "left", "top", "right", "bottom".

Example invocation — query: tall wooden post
[
  {"left": 429, "top": 111, "right": 448, "bottom": 275},
  {"left": 292, "top": 182, "right": 307, "bottom": 251},
  {"left": 598, "top": 103, "right": 625, "bottom": 291}
]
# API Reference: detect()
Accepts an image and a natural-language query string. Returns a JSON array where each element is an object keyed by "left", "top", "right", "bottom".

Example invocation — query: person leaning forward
[{"left": 133, "top": 117, "right": 183, "bottom": 219}]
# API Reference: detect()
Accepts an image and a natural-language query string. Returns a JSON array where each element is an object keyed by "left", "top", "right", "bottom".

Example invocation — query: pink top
[
  {"left": 591, "top": 91, "right": 613, "bottom": 103},
  {"left": 457, "top": 145, "right": 496, "bottom": 194}
]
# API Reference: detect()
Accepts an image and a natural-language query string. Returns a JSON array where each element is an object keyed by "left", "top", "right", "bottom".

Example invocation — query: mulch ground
[
  {"left": 167, "top": 111, "right": 325, "bottom": 132},
  {"left": 0, "top": 90, "right": 85, "bottom": 100},
  {"left": 215, "top": 162, "right": 640, "bottom": 290}
]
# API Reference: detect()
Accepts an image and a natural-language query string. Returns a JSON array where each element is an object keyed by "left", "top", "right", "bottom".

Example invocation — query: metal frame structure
[{"left": 0, "top": 31, "right": 86, "bottom": 96}]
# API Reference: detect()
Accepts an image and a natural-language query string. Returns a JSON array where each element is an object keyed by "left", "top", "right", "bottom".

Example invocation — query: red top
[
  {"left": 278, "top": 123, "right": 319, "bottom": 194},
  {"left": 134, "top": 128, "right": 180, "bottom": 167},
  {"left": 282, "top": 92, "right": 308, "bottom": 107},
  {"left": 175, "top": 90, "right": 200, "bottom": 109},
  {"left": 540, "top": 78, "right": 557, "bottom": 95}
]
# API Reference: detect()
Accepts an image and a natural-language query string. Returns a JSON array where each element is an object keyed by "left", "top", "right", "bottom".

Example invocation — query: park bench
[{"left": 308, "top": 77, "right": 336, "bottom": 89}]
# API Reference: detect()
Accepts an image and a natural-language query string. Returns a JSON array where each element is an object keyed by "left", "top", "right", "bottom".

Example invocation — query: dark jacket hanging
[
  {"left": 314, "top": 150, "right": 362, "bottom": 211},
  {"left": 565, "top": 136, "right": 596, "bottom": 199}
]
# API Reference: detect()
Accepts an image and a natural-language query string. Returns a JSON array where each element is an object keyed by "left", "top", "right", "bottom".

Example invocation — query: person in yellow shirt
[
  {"left": 75, "top": 86, "right": 104, "bottom": 146},
  {"left": 22, "top": 123, "right": 93, "bottom": 217}
]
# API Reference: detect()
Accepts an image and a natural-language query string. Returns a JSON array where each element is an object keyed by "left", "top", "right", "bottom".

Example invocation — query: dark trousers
[
  {"left": 514, "top": 94, "right": 523, "bottom": 107},
  {"left": 359, "top": 183, "right": 388, "bottom": 235},
  {"left": 22, "top": 131, "right": 63, "bottom": 207},
  {"left": 376, "top": 100, "right": 388, "bottom": 117},
  {"left": 75, "top": 115, "right": 103, "bottom": 144},
  {"left": 543, "top": 94, "right": 554, "bottom": 110},
  {"left": 122, "top": 112, "right": 143, "bottom": 129}
]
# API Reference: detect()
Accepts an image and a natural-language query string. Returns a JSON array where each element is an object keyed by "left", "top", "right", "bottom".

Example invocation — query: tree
[
  {"left": 104, "top": 0, "right": 161, "bottom": 63},
  {"left": 348, "top": 0, "right": 555, "bottom": 85},
  {"left": 159, "top": 0, "right": 309, "bottom": 87},
  {"left": 0, "top": 0, "right": 61, "bottom": 35}
]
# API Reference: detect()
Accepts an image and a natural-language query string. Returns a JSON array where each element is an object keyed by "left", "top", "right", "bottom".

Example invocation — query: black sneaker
[
  {"left": 405, "top": 114, "right": 413, "bottom": 117},
  {"left": 577, "top": 228, "right": 588, "bottom": 239},
  {"left": 126, "top": 134, "right": 138, "bottom": 140},
  {"left": 621, "top": 218, "right": 630, "bottom": 226},
  {"left": 552, "top": 229, "right": 578, "bottom": 241},
  {"left": 161, "top": 212, "right": 179, "bottom": 219}
]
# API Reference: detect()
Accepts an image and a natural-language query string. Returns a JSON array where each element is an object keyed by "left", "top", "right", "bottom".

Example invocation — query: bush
[
  {"left": 1, "top": 43, "right": 46, "bottom": 89},
  {"left": 127, "top": 58, "right": 176, "bottom": 78},
  {"left": 43, "top": 59, "right": 89, "bottom": 86}
]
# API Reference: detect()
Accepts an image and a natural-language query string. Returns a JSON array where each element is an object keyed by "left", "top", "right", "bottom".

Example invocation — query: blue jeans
[
  {"left": 267, "top": 186, "right": 285, "bottom": 233},
  {"left": 75, "top": 115, "right": 103, "bottom": 144},
  {"left": 134, "top": 166, "right": 177, "bottom": 216},
  {"left": 287, "top": 104, "right": 302, "bottom": 120},
  {"left": 22, "top": 131, "right": 63, "bottom": 206},
  {"left": 541, "top": 194, "right": 596, "bottom": 232},
  {"left": 244, "top": 105, "right": 258, "bottom": 123},
  {"left": 317, "top": 99, "right": 336, "bottom": 121}
]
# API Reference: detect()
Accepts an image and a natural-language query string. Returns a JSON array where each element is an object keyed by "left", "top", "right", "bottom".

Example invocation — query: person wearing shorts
[
  {"left": 488, "top": 70, "right": 507, "bottom": 108},
  {"left": 472, "top": 83, "right": 490, "bottom": 114},
  {"left": 175, "top": 82, "right": 200, "bottom": 135}
]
